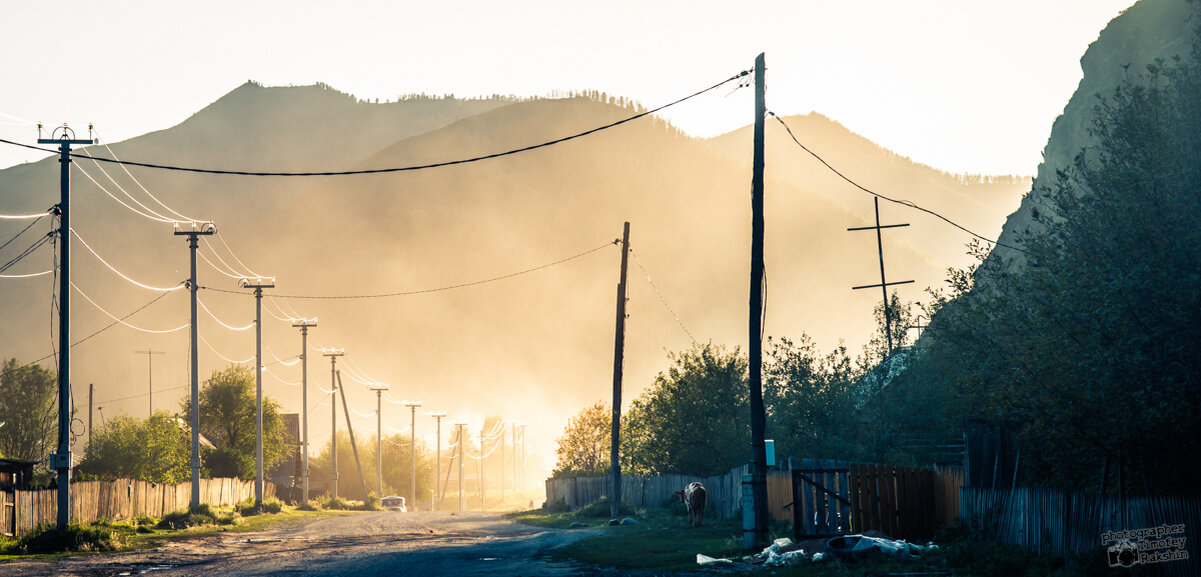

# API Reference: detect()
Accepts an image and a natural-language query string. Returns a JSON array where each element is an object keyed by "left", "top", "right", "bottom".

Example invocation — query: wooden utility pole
[
  {"left": 610, "top": 222, "right": 630, "bottom": 517},
  {"left": 746, "top": 52, "right": 770, "bottom": 549},
  {"left": 849, "top": 196, "right": 913, "bottom": 356},
  {"left": 41, "top": 125, "right": 94, "bottom": 528}
]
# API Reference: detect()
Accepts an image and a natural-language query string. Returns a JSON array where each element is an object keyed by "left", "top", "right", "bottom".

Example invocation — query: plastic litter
[
  {"left": 620, "top": 518, "right": 639, "bottom": 525},
  {"left": 696, "top": 553, "right": 733, "bottom": 565},
  {"left": 824, "top": 534, "right": 934, "bottom": 559}
]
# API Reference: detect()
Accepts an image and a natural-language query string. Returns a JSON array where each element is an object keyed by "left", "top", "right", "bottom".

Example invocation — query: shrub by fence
[
  {"left": 961, "top": 487, "right": 1200, "bottom": 577},
  {"left": 2, "top": 478, "right": 274, "bottom": 535}
]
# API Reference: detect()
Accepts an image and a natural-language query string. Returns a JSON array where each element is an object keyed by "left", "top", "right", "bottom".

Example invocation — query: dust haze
[{"left": 0, "top": 84, "right": 1026, "bottom": 479}]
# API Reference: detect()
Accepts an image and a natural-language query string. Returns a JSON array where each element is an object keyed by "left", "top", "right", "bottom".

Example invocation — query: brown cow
[{"left": 674, "top": 482, "right": 707, "bottom": 527}]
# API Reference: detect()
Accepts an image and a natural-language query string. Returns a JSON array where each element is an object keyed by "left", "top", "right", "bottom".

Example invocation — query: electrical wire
[
  {"left": 0, "top": 214, "right": 46, "bottom": 253},
  {"left": 629, "top": 248, "right": 698, "bottom": 344},
  {"left": 71, "top": 281, "right": 189, "bottom": 333},
  {"left": 0, "top": 232, "right": 52, "bottom": 274},
  {"left": 199, "top": 237, "right": 256, "bottom": 279},
  {"left": 263, "top": 344, "right": 300, "bottom": 366},
  {"left": 76, "top": 156, "right": 184, "bottom": 223},
  {"left": 198, "top": 250, "right": 247, "bottom": 280},
  {"left": 263, "top": 366, "right": 301, "bottom": 386},
  {"left": 0, "top": 70, "right": 752, "bottom": 177},
  {"left": 71, "top": 228, "right": 186, "bottom": 291},
  {"left": 0, "top": 211, "right": 51, "bottom": 220},
  {"left": 0, "top": 269, "right": 52, "bottom": 278},
  {"left": 202, "top": 239, "right": 617, "bottom": 299},
  {"left": 768, "top": 111, "right": 1027, "bottom": 254},
  {"left": 23, "top": 291, "right": 176, "bottom": 368},
  {"left": 196, "top": 296, "right": 255, "bottom": 331},
  {"left": 91, "top": 128, "right": 202, "bottom": 222},
  {"left": 199, "top": 333, "right": 254, "bottom": 364},
  {"left": 347, "top": 405, "right": 377, "bottom": 419}
]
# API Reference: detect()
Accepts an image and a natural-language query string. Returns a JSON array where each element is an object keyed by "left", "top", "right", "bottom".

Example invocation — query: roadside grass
[{"left": 0, "top": 505, "right": 361, "bottom": 561}]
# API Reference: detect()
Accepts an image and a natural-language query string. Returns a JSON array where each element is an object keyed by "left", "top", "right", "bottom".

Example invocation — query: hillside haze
[{"left": 0, "top": 85, "right": 1026, "bottom": 477}]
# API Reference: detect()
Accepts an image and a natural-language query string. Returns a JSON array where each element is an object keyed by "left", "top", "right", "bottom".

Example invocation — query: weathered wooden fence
[
  {"left": 3, "top": 478, "right": 274, "bottom": 535},
  {"left": 961, "top": 487, "right": 1200, "bottom": 577},
  {"left": 545, "top": 464, "right": 750, "bottom": 519},
  {"left": 847, "top": 463, "right": 962, "bottom": 542}
]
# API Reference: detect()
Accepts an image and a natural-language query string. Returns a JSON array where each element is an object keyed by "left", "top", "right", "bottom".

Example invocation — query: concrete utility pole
[
  {"left": 430, "top": 412, "right": 446, "bottom": 510},
  {"left": 610, "top": 222, "right": 630, "bottom": 517},
  {"left": 849, "top": 196, "right": 913, "bottom": 356},
  {"left": 134, "top": 349, "right": 165, "bottom": 416},
  {"left": 293, "top": 318, "right": 317, "bottom": 503},
  {"left": 323, "top": 349, "right": 345, "bottom": 498},
  {"left": 175, "top": 221, "right": 217, "bottom": 511},
  {"left": 368, "top": 384, "right": 389, "bottom": 496},
  {"left": 87, "top": 383, "right": 93, "bottom": 445},
  {"left": 403, "top": 401, "right": 421, "bottom": 509},
  {"left": 479, "top": 429, "right": 486, "bottom": 512},
  {"left": 40, "top": 124, "right": 94, "bottom": 529},
  {"left": 747, "top": 52, "right": 769, "bottom": 549},
  {"left": 518, "top": 424, "right": 527, "bottom": 490},
  {"left": 512, "top": 424, "right": 518, "bottom": 495},
  {"left": 240, "top": 277, "right": 275, "bottom": 507},
  {"left": 454, "top": 423, "right": 466, "bottom": 511},
  {"left": 499, "top": 422, "right": 505, "bottom": 504}
]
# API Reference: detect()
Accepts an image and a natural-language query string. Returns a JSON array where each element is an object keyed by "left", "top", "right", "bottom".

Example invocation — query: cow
[{"left": 674, "top": 482, "right": 707, "bottom": 527}]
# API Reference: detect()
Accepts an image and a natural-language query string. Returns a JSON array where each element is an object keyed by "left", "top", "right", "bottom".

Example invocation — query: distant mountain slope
[
  {"left": 0, "top": 84, "right": 1023, "bottom": 468},
  {"left": 706, "top": 113, "right": 1028, "bottom": 268}
]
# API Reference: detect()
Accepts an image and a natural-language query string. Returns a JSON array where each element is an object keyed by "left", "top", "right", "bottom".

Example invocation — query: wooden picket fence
[
  {"left": 2, "top": 478, "right": 274, "bottom": 536},
  {"left": 961, "top": 487, "right": 1200, "bottom": 577},
  {"left": 545, "top": 464, "right": 750, "bottom": 519}
]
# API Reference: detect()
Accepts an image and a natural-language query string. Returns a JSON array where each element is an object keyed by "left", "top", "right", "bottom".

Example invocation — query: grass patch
[
  {"left": 539, "top": 509, "right": 745, "bottom": 571},
  {"left": 234, "top": 496, "right": 285, "bottom": 516},
  {"left": 157, "top": 504, "right": 241, "bottom": 530}
]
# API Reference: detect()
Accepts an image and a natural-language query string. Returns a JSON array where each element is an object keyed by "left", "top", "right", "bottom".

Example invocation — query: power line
[
  {"left": 196, "top": 296, "right": 255, "bottom": 331},
  {"left": 767, "top": 111, "right": 1027, "bottom": 254},
  {"left": 629, "top": 247, "right": 698, "bottom": 344},
  {"left": 91, "top": 128, "right": 202, "bottom": 222},
  {"left": 0, "top": 70, "right": 751, "bottom": 177},
  {"left": 0, "top": 211, "right": 51, "bottom": 220},
  {"left": 71, "top": 228, "right": 186, "bottom": 291},
  {"left": 0, "top": 214, "right": 47, "bottom": 253},
  {"left": 200, "top": 240, "right": 617, "bottom": 299},
  {"left": 71, "top": 281, "right": 189, "bottom": 334},
  {"left": 24, "top": 290, "right": 176, "bottom": 367}
]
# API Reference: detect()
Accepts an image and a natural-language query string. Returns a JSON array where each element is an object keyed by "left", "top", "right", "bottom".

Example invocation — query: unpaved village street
[{"left": 3, "top": 512, "right": 596, "bottom": 576}]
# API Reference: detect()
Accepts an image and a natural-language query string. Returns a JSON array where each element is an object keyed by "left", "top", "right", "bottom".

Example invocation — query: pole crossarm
[{"left": 852, "top": 280, "right": 915, "bottom": 291}]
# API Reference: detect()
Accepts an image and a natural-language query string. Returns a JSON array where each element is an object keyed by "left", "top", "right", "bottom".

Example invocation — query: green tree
[
  {"left": 552, "top": 401, "right": 611, "bottom": 477},
  {"left": 311, "top": 430, "right": 434, "bottom": 503},
  {"left": 917, "top": 48, "right": 1201, "bottom": 493},
  {"left": 621, "top": 343, "right": 748, "bottom": 476},
  {"left": 76, "top": 411, "right": 190, "bottom": 483},
  {"left": 763, "top": 335, "right": 859, "bottom": 461},
  {"left": 180, "top": 365, "right": 290, "bottom": 479},
  {"left": 0, "top": 359, "right": 57, "bottom": 462}
]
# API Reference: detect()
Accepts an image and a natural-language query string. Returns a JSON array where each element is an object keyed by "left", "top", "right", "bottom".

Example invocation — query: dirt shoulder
[{"left": 1, "top": 511, "right": 595, "bottom": 577}]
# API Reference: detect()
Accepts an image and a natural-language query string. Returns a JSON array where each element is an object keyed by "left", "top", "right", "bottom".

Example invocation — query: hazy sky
[{"left": 2, "top": 0, "right": 1136, "bottom": 175}]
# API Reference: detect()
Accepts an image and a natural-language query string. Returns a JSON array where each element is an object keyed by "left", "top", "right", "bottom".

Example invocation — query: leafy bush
[
  {"left": 318, "top": 495, "right": 353, "bottom": 510},
  {"left": 157, "top": 504, "right": 240, "bottom": 529},
  {"left": 8, "top": 523, "right": 125, "bottom": 553},
  {"left": 574, "top": 496, "right": 634, "bottom": 518},
  {"left": 542, "top": 498, "right": 570, "bottom": 513},
  {"left": 297, "top": 499, "right": 322, "bottom": 511},
  {"left": 235, "top": 496, "right": 286, "bottom": 516}
]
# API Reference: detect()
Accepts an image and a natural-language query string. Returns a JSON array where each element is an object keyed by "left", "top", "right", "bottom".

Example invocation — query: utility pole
[
  {"left": 403, "top": 401, "right": 421, "bottom": 509},
  {"left": 499, "top": 422, "right": 505, "bottom": 504},
  {"left": 454, "top": 422, "right": 466, "bottom": 511},
  {"left": 40, "top": 124, "right": 94, "bottom": 529},
  {"left": 175, "top": 220, "right": 216, "bottom": 510},
  {"left": 334, "top": 371, "right": 371, "bottom": 501},
  {"left": 323, "top": 349, "right": 345, "bottom": 498},
  {"left": 747, "top": 52, "right": 769, "bottom": 549},
  {"left": 87, "top": 383, "right": 93, "bottom": 444},
  {"left": 610, "top": 222, "right": 630, "bottom": 517},
  {"left": 293, "top": 318, "right": 317, "bottom": 503},
  {"left": 240, "top": 276, "right": 274, "bottom": 507},
  {"left": 518, "top": 424, "right": 527, "bottom": 490},
  {"left": 134, "top": 349, "right": 165, "bottom": 416},
  {"left": 908, "top": 314, "right": 928, "bottom": 341},
  {"left": 368, "top": 384, "right": 388, "bottom": 496},
  {"left": 430, "top": 412, "right": 446, "bottom": 510},
  {"left": 479, "top": 428, "right": 486, "bottom": 512},
  {"left": 512, "top": 424, "right": 518, "bottom": 495},
  {"left": 849, "top": 196, "right": 913, "bottom": 356}
]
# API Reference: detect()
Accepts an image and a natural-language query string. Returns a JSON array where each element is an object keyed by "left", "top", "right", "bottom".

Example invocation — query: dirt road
[{"left": 3, "top": 511, "right": 597, "bottom": 576}]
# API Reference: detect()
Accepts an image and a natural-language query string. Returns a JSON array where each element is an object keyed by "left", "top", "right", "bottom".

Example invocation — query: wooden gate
[
  {"left": 2, "top": 491, "right": 13, "bottom": 536},
  {"left": 788, "top": 460, "right": 852, "bottom": 540}
]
